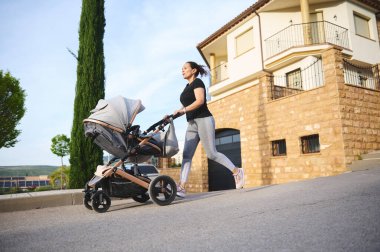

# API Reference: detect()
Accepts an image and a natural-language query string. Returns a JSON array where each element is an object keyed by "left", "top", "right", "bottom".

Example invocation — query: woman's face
[{"left": 182, "top": 63, "right": 196, "bottom": 80}]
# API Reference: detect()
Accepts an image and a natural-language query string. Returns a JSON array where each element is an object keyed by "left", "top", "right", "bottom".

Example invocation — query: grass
[{"left": 0, "top": 165, "right": 58, "bottom": 176}]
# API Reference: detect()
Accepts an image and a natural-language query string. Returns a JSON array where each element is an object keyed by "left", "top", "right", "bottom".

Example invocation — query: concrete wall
[{"left": 226, "top": 16, "right": 263, "bottom": 83}]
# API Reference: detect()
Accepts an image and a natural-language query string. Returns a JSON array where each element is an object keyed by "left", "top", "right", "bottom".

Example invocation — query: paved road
[{"left": 1, "top": 168, "right": 380, "bottom": 252}]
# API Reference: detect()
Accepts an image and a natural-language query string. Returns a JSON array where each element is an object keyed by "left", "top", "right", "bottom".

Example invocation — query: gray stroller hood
[
  {"left": 88, "top": 96, "right": 145, "bottom": 132},
  {"left": 84, "top": 95, "right": 179, "bottom": 160}
]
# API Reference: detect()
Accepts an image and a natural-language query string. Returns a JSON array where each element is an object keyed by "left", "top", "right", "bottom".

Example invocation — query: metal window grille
[
  {"left": 272, "top": 139, "right": 287, "bottom": 156},
  {"left": 301, "top": 134, "right": 320, "bottom": 154},
  {"left": 286, "top": 68, "right": 302, "bottom": 89},
  {"left": 343, "top": 59, "right": 380, "bottom": 90},
  {"left": 271, "top": 57, "right": 324, "bottom": 99}
]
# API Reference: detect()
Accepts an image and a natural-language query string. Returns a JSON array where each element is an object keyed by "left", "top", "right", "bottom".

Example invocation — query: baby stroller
[{"left": 82, "top": 96, "right": 179, "bottom": 213}]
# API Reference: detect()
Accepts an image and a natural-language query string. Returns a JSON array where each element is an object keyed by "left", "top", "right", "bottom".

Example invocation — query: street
[{"left": 1, "top": 167, "right": 380, "bottom": 252}]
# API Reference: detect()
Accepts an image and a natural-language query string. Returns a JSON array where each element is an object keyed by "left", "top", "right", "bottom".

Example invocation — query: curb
[{"left": 0, "top": 189, "right": 83, "bottom": 213}]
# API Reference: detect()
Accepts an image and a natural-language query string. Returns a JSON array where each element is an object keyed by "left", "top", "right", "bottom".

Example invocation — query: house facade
[{"left": 162, "top": 0, "right": 380, "bottom": 192}]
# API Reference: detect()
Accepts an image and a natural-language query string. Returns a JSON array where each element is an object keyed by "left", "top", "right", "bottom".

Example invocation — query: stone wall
[
  {"left": 207, "top": 47, "right": 349, "bottom": 188},
  {"left": 169, "top": 47, "right": 380, "bottom": 192},
  {"left": 158, "top": 146, "right": 209, "bottom": 193},
  {"left": 338, "top": 80, "right": 380, "bottom": 164}
]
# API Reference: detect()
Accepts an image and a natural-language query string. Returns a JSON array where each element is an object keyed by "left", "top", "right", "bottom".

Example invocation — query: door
[
  {"left": 208, "top": 129, "right": 241, "bottom": 191},
  {"left": 310, "top": 12, "right": 325, "bottom": 44}
]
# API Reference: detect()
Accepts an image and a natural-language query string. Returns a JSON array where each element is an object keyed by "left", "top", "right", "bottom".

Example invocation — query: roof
[
  {"left": 197, "top": 0, "right": 269, "bottom": 49},
  {"left": 196, "top": 0, "right": 380, "bottom": 50}
]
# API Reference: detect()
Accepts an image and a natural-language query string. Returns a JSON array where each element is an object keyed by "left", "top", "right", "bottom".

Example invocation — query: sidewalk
[{"left": 0, "top": 189, "right": 83, "bottom": 213}]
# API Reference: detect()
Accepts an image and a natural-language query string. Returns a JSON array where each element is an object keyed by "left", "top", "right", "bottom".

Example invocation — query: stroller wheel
[
  {"left": 132, "top": 194, "right": 150, "bottom": 203},
  {"left": 83, "top": 192, "right": 93, "bottom": 210},
  {"left": 91, "top": 191, "right": 111, "bottom": 213},
  {"left": 148, "top": 175, "right": 177, "bottom": 206}
]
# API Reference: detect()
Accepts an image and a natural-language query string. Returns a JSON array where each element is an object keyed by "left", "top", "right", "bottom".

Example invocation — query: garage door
[{"left": 208, "top": 129, "right": 241, "bottom": 191}]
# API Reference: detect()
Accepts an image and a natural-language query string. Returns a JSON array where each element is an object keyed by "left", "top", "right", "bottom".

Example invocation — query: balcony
[
  {"left": 270, "top": 57, "right": 324, "bottom": 100},
  {"left": 265, "top": 21, "right": 349, "bottom": 59},
  {"left": 210, "top": 61, "right": 229, "bottom": 85}
]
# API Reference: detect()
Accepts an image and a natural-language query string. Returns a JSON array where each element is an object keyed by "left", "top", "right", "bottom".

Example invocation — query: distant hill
[{"left": 0, "top": 166, "right": 59, "bottom": 176}]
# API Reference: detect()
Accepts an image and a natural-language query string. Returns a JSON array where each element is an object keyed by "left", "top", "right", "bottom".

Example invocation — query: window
[
  {"left": 286, "top": 68, "right": 302, "bottom": 89},
  {"left": 271, "top": 139, "right": 287, "bottom": 156},
  {"left": 301, "top": 134, "right": 320, "bottom": 154},
  {"left": 354, "top": 13, "right": 370, "bottom": 38},
  {"left": 235, "top": 28, "right": 254, "bottom": 56},
  {"left": 216, "top": 133, "right": 240, "bottom": 146}
]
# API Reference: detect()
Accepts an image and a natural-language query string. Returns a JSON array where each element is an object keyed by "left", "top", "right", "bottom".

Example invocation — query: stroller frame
[{"left": 83, "top": 112, "right": 179, "bottom": 213}]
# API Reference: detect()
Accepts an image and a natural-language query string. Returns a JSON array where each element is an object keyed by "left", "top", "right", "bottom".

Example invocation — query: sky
[{"left": 0, "top": 0, "right": 253, "bottom": 166}]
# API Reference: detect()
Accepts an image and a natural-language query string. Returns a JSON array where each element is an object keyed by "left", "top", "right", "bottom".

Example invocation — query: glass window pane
[
  {"left": 354, "top": 14, "right": 370, "bottom": 38},
  {"left": 286, "top": 69, "right": 302, "bottom": 89},
  {"left": 219, "top": 136, "right": 233, "bottom": 145},
  {"left": 271, "top": 139, "right": 286, "bottom": 156},
  {"left": 233, "top": 134, "right": 240, "bottom": 143},
  {"left": 301, "top": 134, "right": 320, "bottom": 154}
]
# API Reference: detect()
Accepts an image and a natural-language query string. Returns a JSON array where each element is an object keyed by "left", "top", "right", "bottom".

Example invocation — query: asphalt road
[{"left": 1, "top": 167, "right": 380, "bottom": 252}]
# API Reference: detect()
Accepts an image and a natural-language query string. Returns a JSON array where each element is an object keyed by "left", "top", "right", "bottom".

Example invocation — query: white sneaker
[
  {"left": 176, "top": 185, "right": 186, "bottom": 198},
  {"left": 234, "top": 168, "right": 245, "bottom": 189}
]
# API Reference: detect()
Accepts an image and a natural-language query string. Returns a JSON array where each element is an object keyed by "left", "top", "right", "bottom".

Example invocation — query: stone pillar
[
  {"left": 321, "top": 46, "right": 345, "bottom": 90},
  {"left": 321, "top": 46, "right": 348, "bottom": 171},
  {"left": 300, "top": 0, "right": 312, "bottom": 45},
  {"left": 210, "top": 53, "right": 216, "bottom": 85},
  {"left": 374, "top": 64, "right": 380, "bottom": 90},
  {"left": 260, "top": 72, "right": 274, "bottom": 102}
]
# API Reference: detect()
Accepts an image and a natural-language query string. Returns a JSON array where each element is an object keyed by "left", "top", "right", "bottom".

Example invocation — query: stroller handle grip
[{"left": 143, "top": 113, "right": 180, "bottom": 134}]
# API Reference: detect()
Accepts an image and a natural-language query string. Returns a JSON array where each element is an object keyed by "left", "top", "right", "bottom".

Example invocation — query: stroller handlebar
[{"left": 143, "top": 113, "right": 181, "bottom": 134}]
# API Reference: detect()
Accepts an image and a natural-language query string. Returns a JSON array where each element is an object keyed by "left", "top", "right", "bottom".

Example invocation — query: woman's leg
[
  {"left": 195, "top": 116, "right": 236, "bottom": 172},
  {"left": 180, "top": 121, "right": 200, "bottom": 185}
]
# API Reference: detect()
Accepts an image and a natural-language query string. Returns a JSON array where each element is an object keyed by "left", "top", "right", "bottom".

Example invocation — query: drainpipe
[
  {"left": 254, "top": 11, "right": 265, "bottom": 72},
  {"left": 376, "top": 12, "right": 380, "bottom": 47}
]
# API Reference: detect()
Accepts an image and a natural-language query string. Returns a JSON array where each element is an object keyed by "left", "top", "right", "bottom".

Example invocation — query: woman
[{"left": 173, "top": 61, "right": 244, "bottom": 198}]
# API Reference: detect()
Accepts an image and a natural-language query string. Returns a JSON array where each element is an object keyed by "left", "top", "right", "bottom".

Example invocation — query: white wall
[
  {"left": 258, "top": 1, "right": 380, "bottom": 64},
  {"left": 226, "top": 16, "right": 262, "bottom": 82},
  {"left": 344, "top": 1, "right": 380, "bottom": 64},
  {"left": 260, "top": 8, "right": 303, "bottom": 59},
  {"left": 272, "top": 56, "right": 323, "bottom": 90}
]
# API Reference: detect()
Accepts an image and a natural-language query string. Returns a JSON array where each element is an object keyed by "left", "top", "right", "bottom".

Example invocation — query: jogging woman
[{"left": 173, "top": 61, "right": 244, "bottom": 197}]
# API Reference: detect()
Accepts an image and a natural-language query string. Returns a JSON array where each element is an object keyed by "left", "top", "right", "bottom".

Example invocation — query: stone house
[{"left": 162, "top": 0, "right": 380, "bottom": 192}]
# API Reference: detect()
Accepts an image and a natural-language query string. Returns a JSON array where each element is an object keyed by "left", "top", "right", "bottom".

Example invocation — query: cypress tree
[{"left": 69, "top": 0, "right": 105, "bottom": 188}]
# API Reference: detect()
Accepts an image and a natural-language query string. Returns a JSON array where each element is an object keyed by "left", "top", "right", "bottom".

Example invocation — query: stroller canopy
[{"left": 88, "top": 96, "right": 145, "bottom": 132}]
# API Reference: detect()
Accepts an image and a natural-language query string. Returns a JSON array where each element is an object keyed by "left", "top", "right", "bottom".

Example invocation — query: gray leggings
[{"left": 180, "top": 116, "right": 236, "bottom": 183}]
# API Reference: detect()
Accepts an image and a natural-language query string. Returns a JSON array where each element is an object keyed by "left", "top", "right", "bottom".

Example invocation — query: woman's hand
[{"left": 174, "top": 108, "right": 185, "bottom": 117}]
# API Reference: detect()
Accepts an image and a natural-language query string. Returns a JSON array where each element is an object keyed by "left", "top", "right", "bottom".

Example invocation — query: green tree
[
  {"left": 69, "top": 0, "right": 105, "bottom": 188},
  {"left": 0, "top": 70, "right": 26, "bottom": 149},
  {"left": 51, "top": 134, "right": 70, "bottom": 189},
  {"left": 49, "top": 166, "right": 70, "bottom": 189}
]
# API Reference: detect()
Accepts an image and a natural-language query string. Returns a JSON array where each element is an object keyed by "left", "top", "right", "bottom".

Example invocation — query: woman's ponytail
[{"left": 187, "top": 61, "right": 208, "bottom": 77}]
